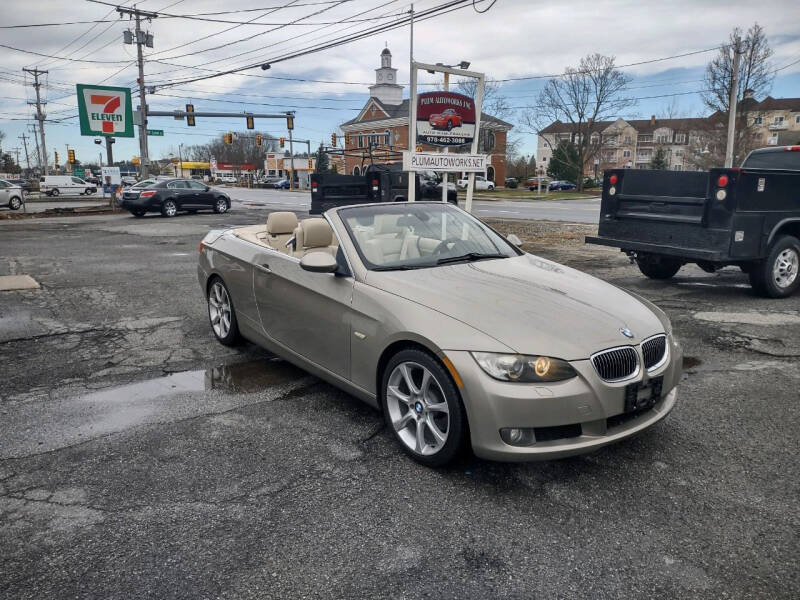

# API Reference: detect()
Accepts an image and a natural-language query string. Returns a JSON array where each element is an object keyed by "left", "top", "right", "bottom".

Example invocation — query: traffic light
[
  {"left": 246, "top": 115, "right": 254, "bottom": 130},
  {"left": 344, "top": 134, "right": 351, "bottom": 147},
  {"left": 185, "top": 104, "right": 195, "bottom": 127},
  {"left": 224, "top": 132, "right": 233, "bottom": 145},
  {"left": 286, "top": 115, "right": 294, "bottom": 130},
  {"left": 308, "top": 158, "right": 313, "bottom": 169},
  {"left": 54, "top": 151, "right": 59, "bottom": 165},
  {"left": 331, "top": 133, "right": 337, "bottom": 147},
  {"left": 68, "top": 149, "right": 76, "bottom": 164},
  {"left": 255, "top": 134, "right": 262, "bottom": 147},
  {"left": 279, "top": 137, "right": 285, "bottom": 149}
]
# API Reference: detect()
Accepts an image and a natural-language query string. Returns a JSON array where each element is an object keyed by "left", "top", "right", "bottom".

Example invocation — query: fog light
[
  {"left": 716, "top": 189, "right": 727, "bottom": 201},
  {"left": 500, "top": 427, "right": 535, "bottom": 446},
  {"left": 609, "top": 186, "right": 616, "bottom": 196}
]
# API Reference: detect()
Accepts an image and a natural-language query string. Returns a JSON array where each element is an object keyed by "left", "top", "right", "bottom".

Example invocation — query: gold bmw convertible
[{"left": 198, "top": 202, "right": 682, "bottom": 466}]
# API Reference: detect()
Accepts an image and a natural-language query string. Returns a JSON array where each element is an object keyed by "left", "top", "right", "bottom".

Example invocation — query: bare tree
[
  {"left": 455, "top": 78, "right": 513, "bottom": 123},
  {"left": 702, "top": 23, "right": 773, "bottom": 114},
  {"left": 698, "top": 23, "right": 773, "bottom": 166},
  {"left": 524, "top": 54, "right": 633, "bottom": 190},
  {"left": 185, "top": 131, "right": 279, "bottom": 166}
]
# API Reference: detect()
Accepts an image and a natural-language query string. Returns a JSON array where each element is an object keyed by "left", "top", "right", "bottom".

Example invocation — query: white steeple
[{"left": 369, "top": 47, "right": 403, "bottom": 106}]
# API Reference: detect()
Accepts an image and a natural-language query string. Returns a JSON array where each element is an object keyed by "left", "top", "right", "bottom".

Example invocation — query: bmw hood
[{"left": 366, "top": 254, "right": 666, "bottom": 360}]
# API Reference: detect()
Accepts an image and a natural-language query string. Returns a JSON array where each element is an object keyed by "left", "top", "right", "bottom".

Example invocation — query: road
[
  {"left": 222, "top": 186, "right": 602, "bottom": 223},
  {"left": 1, "top": 209, "right": 797, "bottom": 599}
]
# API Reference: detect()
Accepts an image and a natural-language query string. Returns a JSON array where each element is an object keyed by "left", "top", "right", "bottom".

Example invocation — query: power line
[{"left": 151, "top": 90, "right": 362, "bottom": 110}]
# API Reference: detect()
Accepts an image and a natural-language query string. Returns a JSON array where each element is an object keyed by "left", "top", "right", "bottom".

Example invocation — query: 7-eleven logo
[{"left": 85, "top": 90, "right": 125, "bottom": 134}]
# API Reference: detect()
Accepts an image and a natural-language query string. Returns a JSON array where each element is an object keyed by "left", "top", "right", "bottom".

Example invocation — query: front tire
[
  {"left": 207, "top": 277, "right": 241, "bottom": 346},
  {"left": 636, "top": 253, "right": 682, "bottom": 279},
  {"left": 9, "top": 196, "right": 22, "bottom": 210},
  {"left": 749, "top": 235, "right": 800, "bottom": 298},
  {"left": 381, "top": 348, "right": 467, "bottom": 467},
  {"left": 161, "top": 199, "right": 177, "bottom": 217},
  {"left": 213, "top": 197, "right": 228, "bottom": 214},
  {"left": 50, "top": 188, "right": 60, "bottom": 197}
]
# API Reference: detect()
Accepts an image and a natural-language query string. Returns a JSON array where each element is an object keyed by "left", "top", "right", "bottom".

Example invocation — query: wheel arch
[{"left": 766, "top": 219, "right": 800, "bottom": 247}]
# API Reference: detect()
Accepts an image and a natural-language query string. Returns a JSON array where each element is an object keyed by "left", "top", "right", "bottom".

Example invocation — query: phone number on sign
[{"left": 421, "top": 136, "right": 469, "bottom": 145}]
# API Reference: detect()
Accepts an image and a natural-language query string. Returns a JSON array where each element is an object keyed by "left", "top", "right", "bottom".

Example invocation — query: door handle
[{"left": 256, "top": 263, "right": 271, "bottom": 273}]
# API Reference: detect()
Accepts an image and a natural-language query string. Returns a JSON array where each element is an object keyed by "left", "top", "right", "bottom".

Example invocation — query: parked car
[
  {"left": 273, "top": 179, "right": 291, "bottom": 189},
  {"left": 121, "top": 176, "right": 138, "bottom": 187},
  {"left": 524, "top": 177, "right": 549, "bottom": 190},
  {"left": 7, "top": 178, "right": 34, "bottom": 194},
  {"left": 549, "top": 180, "right": 577, "bottom": 191},
  {"left": 428, "top": 108, "right": 463, "bottom": 131},
  {"left": 586, "top": 145, "right": 800, "bottom": 297},
  {"left": 456, "top": 175, "right": 495, "bottom": 190},
  {"left": 39, "top": 175, "right": 97, "bottom": 196},
  {"left": 0, "top": 179, "right": 24, "bottom": 210},
  {"left": 218, "top": 176, "right": 238, "bottom": 185},
  {"left": 120, "top": 178, "right": 231, "bottom": 218},
  {"left": 199, "top": 202, "right": 682, "bottom": 466},
  {"left": 84, "top": 176, "right": 101, "bottom": 186}
]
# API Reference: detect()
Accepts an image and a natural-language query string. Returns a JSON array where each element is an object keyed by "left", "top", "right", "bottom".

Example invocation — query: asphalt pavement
[{"left": 0, "top": 208, "right": 797, "bottom": 599}]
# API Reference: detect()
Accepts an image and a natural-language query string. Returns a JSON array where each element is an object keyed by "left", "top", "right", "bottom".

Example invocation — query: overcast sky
[{"left": 1, "top": 0, "right": 799, "bottom": 167}]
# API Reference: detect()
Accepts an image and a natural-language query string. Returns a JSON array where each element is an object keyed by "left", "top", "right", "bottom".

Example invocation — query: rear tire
[
  {"left": 749, "top": 235, "right": 800, "bottom": 298},
  {"left": 207, "top": 277, "right": 241, "bottom": 346},
  {"left": 636, "top": 254, "right": 683, "bottom": 279},
  {"left": 161, "top": 199, "right": 177, "bottom": 217},
  {"left": 380, "top": 348, "right": 467, "bottom": 467}
]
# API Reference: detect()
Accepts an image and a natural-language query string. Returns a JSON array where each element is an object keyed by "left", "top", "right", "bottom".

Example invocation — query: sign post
[
  {"left": 407, "top": 62, "right": 485, "bottom": 212},
  {"left": 76, "top": 85, "right": 134, "bottom": 138}
]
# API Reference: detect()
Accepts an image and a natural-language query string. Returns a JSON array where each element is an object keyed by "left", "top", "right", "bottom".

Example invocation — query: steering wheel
[{"left": 433, "top": 237, "right": 470, "bottom": 255}]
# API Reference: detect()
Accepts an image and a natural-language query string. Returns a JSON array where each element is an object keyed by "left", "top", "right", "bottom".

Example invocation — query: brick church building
[{"left": 340, "top": 48, "right": 512, "bottom": 185}]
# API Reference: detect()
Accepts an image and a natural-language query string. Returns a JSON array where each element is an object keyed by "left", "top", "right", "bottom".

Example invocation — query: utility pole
[
  {"left": 19, "top": 133, "right": 31, "bottom": 172},
  {"left": 12, "top": 147, "right": 21, "bottom": 171},
  {"left": 29, "top": 124, "right": 41, "bottom": 172},
  {"left": 725, "top": 39, "right": 742, "bottom": 168},
  {"left": 288, "top": 128, "right": 295, "bottom": 191},
  {"left": 23, "top": 68, "right": 49, "bottom": 175},
  {"left": 118, "top": 5, "right": 157, "bottom": 178}
]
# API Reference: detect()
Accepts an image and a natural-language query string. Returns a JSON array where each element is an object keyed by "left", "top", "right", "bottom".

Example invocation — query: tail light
[
  {"left": 140, "top": 190, "right": 157, "bottom": 197},
  {"left": 198, "top": 241, "right": 205, "bottom": 253},
  {"left": 717, "top": 174, "right": 729, "bottom": 187},
  {"left": 311, "top": 182, "right": 318, "bottom": 192},
  {"left": 372, "top": 179, "right": 379, "bottom": 192},
  {"left": 609, "top": 174, "right": 618, "bottom": 185},
  {"left": 784, "top": 146, "right": 800, "bottom": 151}
]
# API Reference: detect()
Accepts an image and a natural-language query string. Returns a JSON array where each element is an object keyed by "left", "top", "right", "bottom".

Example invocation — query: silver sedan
[{"left": 198, "top": 202, "right": 682, "bottom": 466}]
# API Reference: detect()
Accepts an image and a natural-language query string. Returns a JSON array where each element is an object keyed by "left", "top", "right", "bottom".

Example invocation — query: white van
[{"left": 39, "top": 176, "right": 97, "bottom": 196}]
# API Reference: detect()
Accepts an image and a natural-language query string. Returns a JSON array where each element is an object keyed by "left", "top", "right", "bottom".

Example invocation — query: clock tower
[{"left": 369, "top": 47, "right": 403, "bottom": 106}]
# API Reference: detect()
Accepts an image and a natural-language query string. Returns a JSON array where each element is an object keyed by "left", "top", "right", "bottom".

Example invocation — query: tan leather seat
[
  {"left": 293, "top": 218, "right": 338, "bottom": 257},
  {"left": 266, "top": 211, "right": 298, "bottom": 252}
]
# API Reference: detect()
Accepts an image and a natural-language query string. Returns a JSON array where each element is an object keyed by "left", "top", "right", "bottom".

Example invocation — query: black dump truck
[
  {"left": 310, "top": 164, "right": 457, "bottom": 215},
  {"left": 586, "top": 146, "right": 800, "bottom": 297}
]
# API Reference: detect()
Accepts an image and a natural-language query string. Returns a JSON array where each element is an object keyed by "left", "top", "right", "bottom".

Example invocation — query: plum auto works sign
[
  {"left": 416, "top": 91, "right": 476, "bottom": 147},
  {"left": 76, "top": 84, "right": 134, "bottom": 138},
  {"left": 403, "top": 151, "right": 487, "bottom": 172}
]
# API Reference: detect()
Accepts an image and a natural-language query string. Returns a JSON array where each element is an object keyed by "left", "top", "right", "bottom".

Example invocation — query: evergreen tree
[
  {"left": 650, "top": 146, "right": 669, "bottom": 170},
  {"left": 546, "top": 141, "right": 580, "bottom": 183},
  {"left": 314, "top": 143, "right": 329, "bottom": 174}
]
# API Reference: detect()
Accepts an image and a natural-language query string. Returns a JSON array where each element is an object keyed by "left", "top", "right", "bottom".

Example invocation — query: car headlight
[{"left": 471, "top": 352, "right": 577, "bottom": 383}]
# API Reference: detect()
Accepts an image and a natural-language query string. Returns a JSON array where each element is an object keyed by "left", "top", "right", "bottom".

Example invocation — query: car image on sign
[{"left": 429, "top": 108, "right": 463, "bottom": 131}]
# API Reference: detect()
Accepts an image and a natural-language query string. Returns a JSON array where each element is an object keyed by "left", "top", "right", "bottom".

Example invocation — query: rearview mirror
[
  {"left": 507, "top": 233, "right": 522, "bottom": 246},
  {"left": 300, "top": 251, "right": 338, "bottom": 273}
]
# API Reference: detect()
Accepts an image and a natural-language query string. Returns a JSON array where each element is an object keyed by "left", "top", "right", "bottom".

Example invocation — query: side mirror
[
  {"left": 300, "top": 251, "right": 338, "bottom": 273},
  {"left": 507, "top": 233, "right": 522, "bottom": 246},
  {"left": 204, "top": 186, "right": 210, "bottom": 191}
]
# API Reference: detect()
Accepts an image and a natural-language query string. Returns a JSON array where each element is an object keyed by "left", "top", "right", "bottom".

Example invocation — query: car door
[
  {"left": 165, "top": 180, "right": 189, "bottom": 207},
  {"left": 186, "top": 180, "right": 212, "bottom": 208},
  {"left": 0, "top": 181, "right": 10, "bottom": 205},
  {"left": 253, "top": 247, "right": 354, "bottom": 378}
]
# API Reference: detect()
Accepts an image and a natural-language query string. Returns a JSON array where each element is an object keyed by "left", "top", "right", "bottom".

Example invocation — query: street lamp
[{"left": 594, "top": 157, "right": 600, "bottom": 181}]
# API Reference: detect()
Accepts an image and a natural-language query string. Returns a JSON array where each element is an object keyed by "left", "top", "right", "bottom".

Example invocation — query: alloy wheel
[
  {"left": 385, "top": 362, "right": 450, "bottom": 456},
  {"left": 773, "top": 247, "right": 799, "bottom": 289},
  {"left": 215, "top": 198, "right": 228, "bottom": 213},
  {"left": 208, "top": 281, "right": 232, "bottom": 339},
  {"left": 163, "top": 200, "right": 177, "bottom": 217},
  {"left": 9, "top": 197, "right": 22, "bottom": 210}
]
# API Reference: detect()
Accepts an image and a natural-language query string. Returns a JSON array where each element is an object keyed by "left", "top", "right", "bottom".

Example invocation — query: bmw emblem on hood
[{"left": 620, "top": 328, "right": 635, "bottom": 339}]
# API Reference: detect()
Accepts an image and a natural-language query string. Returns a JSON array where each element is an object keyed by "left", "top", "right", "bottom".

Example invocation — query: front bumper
[{"left": 445, "top": 337, "right": 683, "bottom": 461}]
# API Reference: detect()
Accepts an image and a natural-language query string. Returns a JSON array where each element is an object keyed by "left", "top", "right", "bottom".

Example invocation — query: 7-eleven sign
[{"left": 76, "top": 84, "right": 134, "bottom": 138}]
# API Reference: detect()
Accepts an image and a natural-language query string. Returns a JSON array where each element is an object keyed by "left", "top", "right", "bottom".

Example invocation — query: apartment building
[{"left": 537, "top": 94, "right": 800, "bottom": 175}]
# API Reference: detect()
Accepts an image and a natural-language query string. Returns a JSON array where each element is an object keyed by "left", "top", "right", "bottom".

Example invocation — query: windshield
[
  {"left": 742, "top": 149, "right": 800, "bottom": 170},
  {"left": 339, "top": 203, "right": 519, "bottom": 271}
]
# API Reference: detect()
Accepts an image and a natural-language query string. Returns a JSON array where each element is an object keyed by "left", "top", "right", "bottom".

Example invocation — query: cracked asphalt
[{"left": 1, "top": 211, "right": 798, "bottom": 599}]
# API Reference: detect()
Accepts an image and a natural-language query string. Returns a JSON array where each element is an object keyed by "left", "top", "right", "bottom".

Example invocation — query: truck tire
[
  {"left": 635, "top": 254, "right": 682, "bottom": 279},
  {"left": 749, "top": 235, "right": 800, "bottom": 298}
]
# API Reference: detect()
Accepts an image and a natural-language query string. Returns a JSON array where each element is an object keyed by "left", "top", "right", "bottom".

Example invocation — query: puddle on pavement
[
  {"left": 85, "top": 357, "right": 306, "bottom": 401},
  {"left": 683, "top": 356, "right": 702, "bottom": 369}
]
